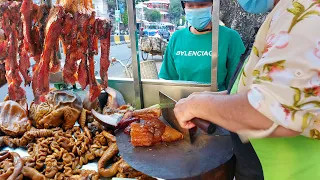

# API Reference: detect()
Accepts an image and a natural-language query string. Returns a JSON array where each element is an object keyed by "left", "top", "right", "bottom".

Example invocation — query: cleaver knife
[{"left": 159, "top": 91, "right": 217, "bottom": 143}]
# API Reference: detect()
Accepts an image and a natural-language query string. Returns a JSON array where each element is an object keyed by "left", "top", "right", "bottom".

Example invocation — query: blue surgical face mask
[
  {"left": 185, "top": 7, "right": 212, "bottom": 30},
  {"left": 238, "top": 0, "right": 274, "bottom": 14}
]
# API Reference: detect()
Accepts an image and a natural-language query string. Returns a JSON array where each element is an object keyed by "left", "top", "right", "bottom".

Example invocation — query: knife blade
[
  {"left": 91, "top": 109, "right": 124, "bottom": 127},
  {"left": 159, "top": 91, "right": 217, "bottom": 143},
  {"left": 158, "top": 102, "right": 175, "bottom": 109}
]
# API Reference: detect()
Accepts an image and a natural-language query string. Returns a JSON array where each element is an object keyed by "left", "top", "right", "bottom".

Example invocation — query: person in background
[
  {"left": 159, "top": 0, "right": 245, "bottom": 92},
  {"left": 174, "top": 0, "right": 320, "bottom": 180},
  {"left": 139, "top": 27, "right": 145, "bottom": 39},
  {"left": 220, "top": 0, "right": 268, "bottom": 50}
]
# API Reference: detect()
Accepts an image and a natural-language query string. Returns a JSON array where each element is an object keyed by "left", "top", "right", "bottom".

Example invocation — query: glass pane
[
  {"left": 136, "top": 0, "right": 246, "bottom": 93},
  {"left": 100, "top": 0, "right": 133, "bottom": 79},
  {"left": 136, "top": 0, "right": 183, "bottom": 81}
]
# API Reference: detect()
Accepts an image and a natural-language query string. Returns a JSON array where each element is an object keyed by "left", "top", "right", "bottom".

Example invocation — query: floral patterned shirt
[{"left": 236, "top": 0, "right": 320, "bottom": 141}]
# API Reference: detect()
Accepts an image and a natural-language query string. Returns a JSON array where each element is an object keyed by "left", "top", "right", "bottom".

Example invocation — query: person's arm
[
  {"left": 226, "top": 30, "right": 246, "bottom": 85},
  {"left": 159, "top": 38, "right": 179, "bottom": 80},
  {"left": 174, "top": 91, "right": 299, "bottom": 138},
  {"left": 174, "top": 11, "right": 320, "bottom": 141}
]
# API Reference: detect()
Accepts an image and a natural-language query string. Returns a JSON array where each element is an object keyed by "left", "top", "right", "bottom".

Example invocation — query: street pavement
[
  {"left": 105, "top": 44, "right": 163, "bottom": 78},
  {"left": 0, "top": 44, "right": 163, "bottom": 103},
  {"left": 60, "top": 44, "right": 163, "bottom": 78}
]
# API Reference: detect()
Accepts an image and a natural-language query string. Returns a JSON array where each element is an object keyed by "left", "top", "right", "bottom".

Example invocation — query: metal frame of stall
[{"left": 108, "top": 0, "right": 220, "bottom": 109}]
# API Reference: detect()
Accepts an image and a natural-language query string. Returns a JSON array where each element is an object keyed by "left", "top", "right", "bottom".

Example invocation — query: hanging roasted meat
[
  {"left": 61, "top": 13, "right": 79, "bottom": 84},
  {"left": 95, "top": 18, "right": 112, "bottom": 89},
  {"left": 49, "top": 41, "right": 61, "bottom": 73},
  {"left": 77, "top": 14, "right": 91, "bottom": 90},
  {"left": 57, "top": 0, "right": 111, "bottom": 102},
  {"left": 20, "top": 0, "right": 33, "bottom": 54},
  {"left": 78, "top": 54, "right": 89, "bottom": 89},
  {"left": 18, "top": 10, "right": 32, "bottom": 86},
  {"left": 0, "top": 63, "right": 6, "bottom": 87},
  {"left": 0, "top": 15, "right": 7, "bottom": 62},
  {"left": 87, "top": 12, "right": 101, "bottom": 102},
  {"left": 57, "top": 0, "right": 93, "bottom": 14},
  {"left": 0, "top": 0, "right": 112, "bottom": 103},
  {"left": 62, "top": 0, "right": 112, "bottom": 98},
  {"left": 31, "top": 3, "right": 50, "bottom": 66},
  {"left": 32, "top": 6, "right": 65, "bottom": 103},
  {"left": 0, "top": 0, "right": 50, "bottom": 101},
  {"left": 3, "top": 1, "right": 27, "bottom": 101},
  {"left": 21, "top": 0, "right": 49, "bottom": 64},
  {"left": 0, "top": 12, "right": 6, "bottom": 88}
]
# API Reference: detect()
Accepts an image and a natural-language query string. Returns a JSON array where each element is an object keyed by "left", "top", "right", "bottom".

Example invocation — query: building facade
[{"left": 143, "top": 0, "right": 170, "bottom": 22}]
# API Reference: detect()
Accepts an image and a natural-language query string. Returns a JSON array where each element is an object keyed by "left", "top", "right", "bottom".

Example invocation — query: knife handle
[{"left": 191, "top": 118, "right": 217, "bottom": 134}]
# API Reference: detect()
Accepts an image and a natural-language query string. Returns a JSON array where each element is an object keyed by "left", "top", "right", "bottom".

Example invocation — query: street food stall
[
  {"left": 0, "top": 0, "right": 234, "bottom": 179},
  {"left": 139, "top": 36, "right": 167, "bottom": 60}
]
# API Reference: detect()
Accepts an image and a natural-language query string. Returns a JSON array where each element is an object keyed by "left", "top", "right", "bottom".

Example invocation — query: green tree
[
  {"left": 168, "top": 0, "right": 183, "bottom": 25},
  {"left": 145, "top": 9, "right": 161, "bottom": 22},
  {"left": 122, "top": 11, "right": 128, "bottom": 25}
]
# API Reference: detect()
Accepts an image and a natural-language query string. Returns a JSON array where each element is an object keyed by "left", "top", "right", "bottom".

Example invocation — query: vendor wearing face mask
[
  {"left": 159, "top": 0, "right": 245, "bottom": 91},
  {"left": 174, "top": 0, "right": 320, "bottom": 180}
]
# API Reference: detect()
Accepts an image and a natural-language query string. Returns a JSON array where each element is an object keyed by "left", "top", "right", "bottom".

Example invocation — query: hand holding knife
[{"left": 159, "top": 92, "right": 217, "bottom": 137}]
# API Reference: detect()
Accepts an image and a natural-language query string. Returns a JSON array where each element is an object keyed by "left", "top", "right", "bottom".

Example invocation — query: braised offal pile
[
  {"left": 0, "top": 89, "right": 157, "bottom": 179},
  {"left": 0, "top": 0, "right": 112, "bottom": 103}
]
